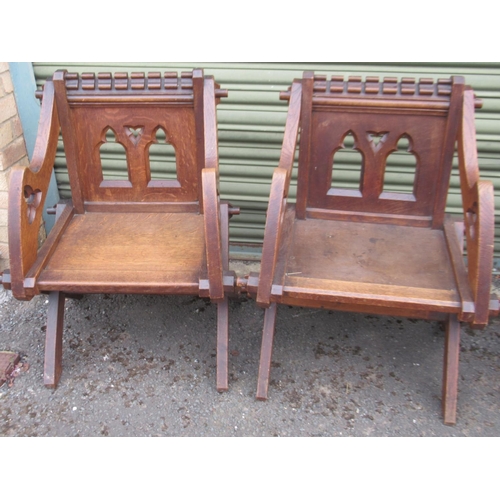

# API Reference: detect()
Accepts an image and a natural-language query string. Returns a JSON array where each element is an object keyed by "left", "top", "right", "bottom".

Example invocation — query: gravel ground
[{"left": 1, "top": 264, "right": 499, "bottom": 437}]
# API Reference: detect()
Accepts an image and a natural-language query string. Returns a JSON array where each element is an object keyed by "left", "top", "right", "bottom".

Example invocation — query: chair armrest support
[
  {"left": 256, "top": 168, "right": 289, "bottom": 307},
  {"left": 202, "top": 167, "right": 224, "bottom": 301},
  {"left": 8, "top": 81, "right": 60, "bottom": 300},
  {"left": 463, "top": 180, "right": 494, "bottom": 327},
  {"left": 457, "top": 89, "right": 495, "bottom": 327}
]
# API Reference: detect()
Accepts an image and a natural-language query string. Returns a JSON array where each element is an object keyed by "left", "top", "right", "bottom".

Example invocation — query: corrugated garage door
[{"left": 32, "top": 62, "right": 500, "bottom": 257}]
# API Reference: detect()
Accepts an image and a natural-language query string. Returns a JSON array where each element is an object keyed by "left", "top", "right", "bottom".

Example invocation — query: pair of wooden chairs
[{"left": 2, "top": 69, "right": 496, "bottom": 425}]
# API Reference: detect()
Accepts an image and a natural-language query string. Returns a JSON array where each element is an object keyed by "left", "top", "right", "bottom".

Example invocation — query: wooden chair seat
[
  {"left": 37, "top": 211, "right": 207, "bottom": 294},
  {"left": 280, "top": 217, "right": 460, "bottom": 315}
]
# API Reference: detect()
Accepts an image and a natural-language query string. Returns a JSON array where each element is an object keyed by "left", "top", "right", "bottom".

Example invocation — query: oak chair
[
  {"left": 249, "top": 72, "right": 498, "bottom": 425},
  {"left": 2, "top": 69, "right": 237, "bottom": 391}
]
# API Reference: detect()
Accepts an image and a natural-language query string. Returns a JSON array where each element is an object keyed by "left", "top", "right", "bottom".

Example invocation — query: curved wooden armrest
[
  {"left": 8, "top": 80, "right": 60, "bottom": 300},
  {"left": 256, "top": 82, "right": 302, "bottom": 307},
  {"left": 458, "top": 88, "right": 495, "bottom": 326},
  {"left": 202, "top": 168, "right": 224, "bottom": 301},
  {"left": 199, "top": 75, "right": 228, "bottom": 301}
]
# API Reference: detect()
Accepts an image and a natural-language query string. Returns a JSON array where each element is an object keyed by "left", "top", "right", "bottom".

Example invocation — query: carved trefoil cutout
[
  {"left": 380, "top": 134, "right": 417, "bottom": 202},
  {"left": 99, "top": 127, "right": 132, "bottom": 187},
  {"left": 367, "top": 131, "right": 388, "bottom": 153},
  {"left": 328, "top": 131, "right": 363, "bottom": 198},
  {"left": 125, "top": 126, "right": 144, "bottom": 146},
  {"left": 147, "top": 126, "right": 180, "bottom": 188}
]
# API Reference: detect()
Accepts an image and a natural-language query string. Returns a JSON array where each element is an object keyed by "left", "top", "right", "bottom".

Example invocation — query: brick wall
[{"left": 0, "top": 62, "right": 31, "bottom": 272}]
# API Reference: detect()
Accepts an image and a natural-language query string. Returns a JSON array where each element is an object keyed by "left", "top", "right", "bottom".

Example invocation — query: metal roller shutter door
[{"left": 32, "top": 62, "right": 500, "bottom": 258}]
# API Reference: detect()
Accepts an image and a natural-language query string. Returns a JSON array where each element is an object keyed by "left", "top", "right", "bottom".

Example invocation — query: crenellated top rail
[
  {"left": 35, "top": 71, "right": 228, "bottom": 104},
  {"left": 280, "top": 75, "right": 482, "bottom": 111}
]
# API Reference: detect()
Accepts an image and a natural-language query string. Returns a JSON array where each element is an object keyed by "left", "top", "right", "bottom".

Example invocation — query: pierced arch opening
[
  {"left": 380, "top": 135, "right": 417, "bottom": 201},
  {"left": 99, "top": 128, "right": 131, "bottom": 187},
  {"left": 328, "top": 131, "right": 363, "bottom": 198},
  {"left": 147, "top": 127, "right": 180, "bottom": 188}
]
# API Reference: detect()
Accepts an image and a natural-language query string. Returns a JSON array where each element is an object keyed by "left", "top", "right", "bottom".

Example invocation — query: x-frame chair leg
[
  {"left": 256, "top": 302, "right": 278, "bottom": 400},
  {"left": 442, "top": 313, "right": 461, "bottom": 425},
  {"left": 216, "top": 203, "right": 230, "bottom": 392},
  {"left": 216, "top": 297, "right": 229, "bottom": 391},
  {"left": 44, "top": 291, "right": 66, "bottom": 388}
]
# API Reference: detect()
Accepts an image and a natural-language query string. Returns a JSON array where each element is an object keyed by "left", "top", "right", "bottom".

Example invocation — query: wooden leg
[
  {"left": 216, "top": 296, "right": 229, "bottom": 392},
  {"left": 44, "top": 291, "right": 66, "bottom": 388},
  {"left": 216, "top": 202, "right": 230, "bottom": 392},
  {"left": 256, "top": 303, "right": 278, "bottom": 400},
  {"left": 442, "top": 314, "right": 461, "bottom": 425}
]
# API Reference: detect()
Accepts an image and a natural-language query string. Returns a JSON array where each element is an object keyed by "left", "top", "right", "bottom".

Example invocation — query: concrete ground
[{"left": 1, "top": 262, "right": 499, "bottom": 437}]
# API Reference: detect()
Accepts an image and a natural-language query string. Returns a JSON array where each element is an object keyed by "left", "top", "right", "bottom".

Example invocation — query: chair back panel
[
  {"left": 52, "top": 70, "right": 214, "bottom": 208},
  {"left": 69, "top": 105, "right": 197, "bottom": 202},
  {"left": 296, "top": 75, "right": 465, "bottom": 226},
  {"left": 308, "top": 110, "right": 447, "bottom": 216}
]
